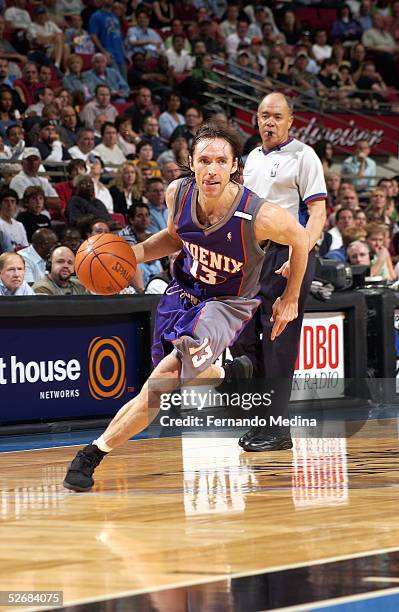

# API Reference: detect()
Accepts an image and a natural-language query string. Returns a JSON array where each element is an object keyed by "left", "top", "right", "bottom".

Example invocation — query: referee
[{"left": 233, "top": 92, "right": 327, "bottom": 452}]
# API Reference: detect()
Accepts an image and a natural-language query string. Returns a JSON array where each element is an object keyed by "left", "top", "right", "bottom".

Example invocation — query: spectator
[
  {"left": 366, "top": 222, "right": 396, "bottom": 279},
  {"left": 289, "top": 52, "right": 326, "bottom": 102},
  {"left": 151, "top": 0, "right": 174, "bottom": 28},
  {"left": 19, "top": 227, "right": 58, "bottom": 284},
  {"left": 125, "top": 86, "right": 153, "bottom": 133},
  {"left": 358, "top": 0, "right": 373, "bottom": 33},
  {"left": 354, "top": 208, "right": 368, "bottom": 228},
  {"left": 63, "top": 54, "right": 90, "bottom": 100},
  {"left": 145, "top": 178, "right": 167, "bottom": 234},
  {"left": 61, "top": 226, "right": 82, "bottom": 254},
  {"left": 0, "top": 228, "right": 12, "bottom": 254},
  {"left": 33, "top": 119, "right": 71, "bottom": 164},
  {"left": 4, "top": 0, "right": 31, "bottom": 32},
  {"left": 0, "top": 188, "right": 28, "bottom": 250},
  {"left": 226, "top": 19, "right": 251, "bottom": 59},
  {"left": 312, "top": 29, "right": 333, "bottom": 65},
  {"left": 39, "top": 64, "right": 60, "bottom": 90},
  {"left": 64, "top": 12, "right": 95, "bottom": 55},
  {"left": 133, "top": 141, "right": 161, "bottom": 177},
  {"left": 13, "top": 63, "right": 40, "bottom": 107},
  {"left": 0, "top": 252, "right": 34, "bottom": 295},
  {"left": 80, "top": 84, "right": 118, "bottom": 129},
  {"left": 0, "top": 58, "right": 18, "bottom": 91},
  {"left": 17, "top": 186, "right": 52, "bottom": 242},
  {"left": 57, "top": 106, "right": 79, "bottom": 149},
  {"left": 66, "top": 175, "right": 111, "bottom": 225},
  {"left": 88, "top": 0, "right": 126, "bottom": 77},
  {"left": 170, "top": 105, "right": 203, "bottom": 148},
  {"left": 0, "top": 88, "right": 20, "bottom": 138},
  {"left": 341, "top": 139, "right": 377, "bottom": 193},
  {"left": 118, "top": 202, "right": 162, "bottom": 285},
  {"left": 337, "top": 187, "right": 360, "bottom": 211},
  {"left": 157, "top": 133, "right": 188, "bottom": 167},
  {"left": 89, "top": 156, "right": 114, "bottom": 213},
  {"left": 164, "top": 19, "right": 191, "bottom": 53},
  {"left": 355, "top": 60, "right": 388, "bottom": 109},
  {"left": 325, "top": 171, "right": 341, "bottom": 212},
  {"left": 347, "top": 240, "right": 371, "bottom": 266},
  {"left": 33, "top": 245, "right": 87, "bottom": 295},
  {"left": 174, "top": 0, "right": 198, "bottom": 25},
  {"left": 365, "top": 187, "right": 390, "bottom": 224},
  {"left": 25, "top": 87, "right": 55, "bottom": 118},
  {"left": 327, "top": 207, "right": 355, "bottom": 251},
  {"left": 280, "top": 10, "right": 302, "bottom": 46},
  {"left": 160, "top": 160, "right": 182, "bottom": 184},
  {"left": 314, "top": 140, "right": 334, "bottom": 174},
  {"left": 54, "top": 158, "right": 87, "bottom": 215},
  {"left": 362, "top": 12, "right": 399, "bottom": 87},
  {"left": 140, "top": 116, "right": 167, "bottom": 159},
  {"left": 92, "top": 121, "right": 126, "bottom": 170},
  {"left": 27, "top": 6, "right": 65, "bottom": 70},
  {"left": 331, "top": 5, "right": 362, "bottom": 43},
  {"left": 264, "top": 55, "right": 291, "bottom": 89},
  {"left": 109, "top": 162, "right": 144, "bottom": 216},
  {"left": 115, "top": 114, "right": 137, "bottom": 158},
  {"left": 4, "top": 124, "right": 25, "bottom": 161},
  {"left": 126, "top": 10, "right": 164, "bottom": 59},
  {"left": 220, "top": 5, "right": 239, "bottom": 39},
  {"left": 84, "top": 52, "right": 129, "bottom": 101},
  {"left": 68, "top": 128, "right": 96, "bottom": 161},
  {"left": 164, "top": 34, "right": 193, "bottom": 76}
]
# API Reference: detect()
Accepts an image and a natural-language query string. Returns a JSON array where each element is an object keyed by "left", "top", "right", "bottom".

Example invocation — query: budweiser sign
[
  {"left": 291, "top": 116, "right": 383, "bottom": 148},
  {"left": 236, "top": 109, "right": 399, "bottom": 155}
]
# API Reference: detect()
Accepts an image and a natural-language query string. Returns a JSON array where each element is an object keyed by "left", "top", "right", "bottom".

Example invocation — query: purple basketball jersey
[{"left": 172, "top": 178, "right": 266, "bottom": 301}]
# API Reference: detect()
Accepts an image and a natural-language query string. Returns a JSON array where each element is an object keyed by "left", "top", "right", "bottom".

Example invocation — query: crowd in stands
[{"left": 0, "top": 0, "right": 398, "bottom": 296}]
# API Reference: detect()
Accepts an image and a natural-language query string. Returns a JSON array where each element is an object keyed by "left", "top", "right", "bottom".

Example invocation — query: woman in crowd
[
  {"left": 0, "top": 88, "right": 20, "bottom": 137},
  {"left": 133, "top": 141, "right": 161, "bottom": 177},
  {"left": 109, "top": 162, "right": 144, "bottom": 217},
  {"left": 62, "top": 54, "right": 91, "bottom": 101},
  {"left": 89, "top": 157, "right": 114, "bottom": 215},
  {"left": 366, "top": 188, "right": 391, "bottom": 226},
  {"left": 314, "top": 139, "right": 334, "bottom": 174},
  {"left": 158, "top": 91, "right": 185, "bottom": 143}
]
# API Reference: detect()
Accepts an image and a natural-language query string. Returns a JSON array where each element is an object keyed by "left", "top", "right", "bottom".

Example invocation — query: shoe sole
[
  {"left": 238, "top": 355, "right": 253, "bottom": 379},
  {"left": 242, "top": 441, "right": 293, "bottom": 452},
  {"left": 63, "top": 479, "right": 93, "bottom": 492}
]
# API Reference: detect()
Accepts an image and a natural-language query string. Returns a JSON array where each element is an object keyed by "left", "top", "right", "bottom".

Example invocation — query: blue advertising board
[{"left": 0, "top": 315, "right": 144, "bottom": 423}]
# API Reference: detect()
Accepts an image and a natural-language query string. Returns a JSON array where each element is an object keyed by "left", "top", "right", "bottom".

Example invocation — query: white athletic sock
[{"left": 93, "top": 435, "right": 112, "bottom": 453}]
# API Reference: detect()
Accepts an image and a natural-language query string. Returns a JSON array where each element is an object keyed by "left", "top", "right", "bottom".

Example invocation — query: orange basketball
[{"left": 75, "top": 233, "right": 137, "bottom": 295}]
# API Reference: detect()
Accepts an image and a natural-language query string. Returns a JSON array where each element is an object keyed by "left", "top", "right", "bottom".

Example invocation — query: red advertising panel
[{"left": 236, "top": 109, "right": 399, "bottom": 156}]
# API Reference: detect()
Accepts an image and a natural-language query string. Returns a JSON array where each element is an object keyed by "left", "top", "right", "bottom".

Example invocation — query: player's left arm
[{"left": 255, "top": 203, "right": 309, "bottom": 340}]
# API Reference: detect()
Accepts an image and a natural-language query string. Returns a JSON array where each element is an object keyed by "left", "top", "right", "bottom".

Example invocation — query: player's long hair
[{"left": 181, "top": 123, "right": 243, "bottom": 183}]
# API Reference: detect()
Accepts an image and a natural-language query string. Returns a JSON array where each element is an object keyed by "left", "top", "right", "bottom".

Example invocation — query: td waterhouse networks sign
[{"left": 0, "top": 320, "right": 141, "bottom": 422}]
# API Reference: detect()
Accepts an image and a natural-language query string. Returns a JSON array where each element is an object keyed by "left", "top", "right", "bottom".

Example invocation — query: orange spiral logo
[{"left": 88, "top": 336, "right": 126, "bottom": 400}]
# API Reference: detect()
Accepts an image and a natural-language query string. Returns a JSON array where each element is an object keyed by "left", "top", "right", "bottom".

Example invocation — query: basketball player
[
  {"left": 63, "top": 124, "right": 309, "bottom": 492},
  {"left": 233, "top": 92, "right": 327, "bottom": 452}
]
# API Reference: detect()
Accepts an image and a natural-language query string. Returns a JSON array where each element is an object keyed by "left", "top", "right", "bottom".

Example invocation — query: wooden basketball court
[{"left": 1, "top": 413, "right": 399, "bottom": 611}]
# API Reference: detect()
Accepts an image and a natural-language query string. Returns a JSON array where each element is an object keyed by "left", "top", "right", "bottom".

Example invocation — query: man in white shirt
[
  {"left": 93, "top": 122, "right": 126, "bottom": 171},
  {"left": 19, "top": 227, "right": 58, "bottom": 284},
  {"left": 27, "top": 6, "right": 65, "bottom": 68},
  {"left": 236, "top": 92, "right": 327, "bottom": 452},
  {"left": 9, "top": 148, "right": 61, "bottom": 217},
  {"left": 69, "top": 128, "right": 96, "bottom": 162},
  {"left": 0, "top": 252, "right": 35, "bottom": 296},
  {"left": 164, "top": 35, "right": 193, "bottom": 75},
  {"left": 4, "top": 0, "right": 31, "bottom": 31},
  {"left": 225, "top": 20, "right": 251, "bottom": 59},
  {"left": 0, "top": 188, "right": 28, "bottom": 250}
]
